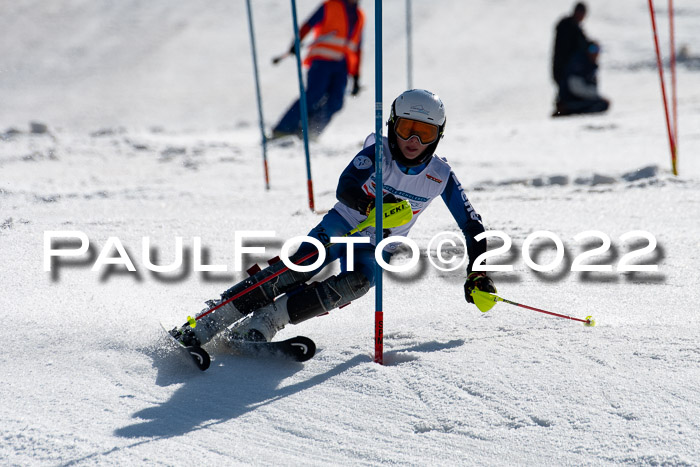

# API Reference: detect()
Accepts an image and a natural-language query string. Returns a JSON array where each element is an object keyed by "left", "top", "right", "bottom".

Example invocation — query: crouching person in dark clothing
[{"left": 553, "top": 41, "right": 610, "bottom": 117}]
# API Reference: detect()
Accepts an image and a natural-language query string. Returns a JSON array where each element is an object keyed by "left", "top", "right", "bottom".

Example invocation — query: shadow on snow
[{"left": 114, "top": 338, "right": 465, "bottom": 440}]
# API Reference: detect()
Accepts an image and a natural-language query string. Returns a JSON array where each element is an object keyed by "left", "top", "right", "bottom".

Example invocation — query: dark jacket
[
  {"left": 558, "top": 50, "right": 599, "bottom": 103},
  {"left": 552, "top": 16, "right": 588, "bottom": 83}
]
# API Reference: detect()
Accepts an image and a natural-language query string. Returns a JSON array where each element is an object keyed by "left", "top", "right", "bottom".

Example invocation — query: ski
[
  {"left": 227, "top": 335, "right": 316, "bottom": 362},
  {"left": 160, "top": 321, "right": 211, "bottom": 371}
]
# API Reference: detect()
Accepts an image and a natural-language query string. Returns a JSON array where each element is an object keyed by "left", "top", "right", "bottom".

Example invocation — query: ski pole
[
  {"left": 470, "top": 290, "right": 596, "bottom": 326},
  {"left": 272, "top": 50, "right": 293, "bottom": 65},
  {"left": 185, "top": 200, "right": 413, "bottom": 327}
]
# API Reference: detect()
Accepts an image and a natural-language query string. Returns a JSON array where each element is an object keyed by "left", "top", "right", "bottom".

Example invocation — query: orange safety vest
[{"left": 303, "top": 0, "right": 364, "bottom": 76}]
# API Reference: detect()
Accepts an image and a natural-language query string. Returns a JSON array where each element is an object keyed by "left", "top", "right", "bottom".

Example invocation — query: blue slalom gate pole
[
  {"left": 406, "top": 0, "right": 413, "bottom": 89},
  {"left": 374, "top": 0, "right": 384, "bottom": 365},
  {"left": 290, "top": 0, "right": 316, "bottom": 211},
  {"left": 245, "top": 0, "right": 270, "bottom": 190}
]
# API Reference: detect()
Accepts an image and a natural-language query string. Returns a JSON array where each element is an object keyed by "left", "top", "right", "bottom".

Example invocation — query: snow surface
[{"left": 2, "top": 0, "right": 700, "bottom": 465}]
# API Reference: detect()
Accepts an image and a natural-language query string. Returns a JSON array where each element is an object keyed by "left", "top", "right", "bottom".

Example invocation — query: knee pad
[{"left": 287, "top": 272, "right": 371, "bottom": 324}]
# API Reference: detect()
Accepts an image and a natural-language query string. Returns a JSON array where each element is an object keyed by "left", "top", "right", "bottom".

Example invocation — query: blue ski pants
[{"left": 274, "top": 59, "right": 349, "bottom": 136}]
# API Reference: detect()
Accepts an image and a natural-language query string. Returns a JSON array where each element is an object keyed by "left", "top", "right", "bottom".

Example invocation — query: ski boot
[
  {"left": 168, "top": 325, "right": 201, "bottom": 347},
  {"left": 227, "top": 295, "right": 291, "bottom": 343},
  {"left": 226, "top": 272, "right": 371, "bottom": 343},
  {"left": 171, "top": 298, "right": 246, "bottom": 347}
]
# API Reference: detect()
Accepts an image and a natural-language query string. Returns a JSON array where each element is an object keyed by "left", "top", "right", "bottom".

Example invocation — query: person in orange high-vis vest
[{"left": 272, "top": 0, "right": 364, "bottom": 139}]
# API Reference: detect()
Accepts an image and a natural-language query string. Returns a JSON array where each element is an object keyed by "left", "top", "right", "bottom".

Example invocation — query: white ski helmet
[{"left": 387, "top": 89, "right": 446, "bottom": 166}]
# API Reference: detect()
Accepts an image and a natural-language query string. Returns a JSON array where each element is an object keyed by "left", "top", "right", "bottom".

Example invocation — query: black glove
[
  {"left": 351, "top": 75, "right": 361, "bottom": 96},
  {"left": 288, "top": 43, "right": 297, "bottom": 56},
  {"left": 272, "top": 44, "right": 297, "bottom": 65},
  {"left": 357, "top": 193, "right": 400, "bottom": 217},
  {"left": 464, "top": 272, "right": 496, "bottom": 303}
]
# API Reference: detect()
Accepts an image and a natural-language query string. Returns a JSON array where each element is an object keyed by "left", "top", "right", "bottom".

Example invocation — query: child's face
[{"left": 397, "top": 134, "right": 429, "bottom": 161}]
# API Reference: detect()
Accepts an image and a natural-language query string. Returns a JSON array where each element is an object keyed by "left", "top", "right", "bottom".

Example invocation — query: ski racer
[{"left": 172, "top": 89, "right": 496, "bottom": 347}]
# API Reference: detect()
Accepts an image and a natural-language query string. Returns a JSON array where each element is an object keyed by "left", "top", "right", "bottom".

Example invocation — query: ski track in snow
[{"left": 2, "top": 0, "right": 700, "bottom": 465}]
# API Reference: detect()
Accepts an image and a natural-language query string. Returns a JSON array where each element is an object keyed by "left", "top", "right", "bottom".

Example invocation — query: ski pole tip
[{"left": 584, "top": 315, "right": 596, "bottom": 327}]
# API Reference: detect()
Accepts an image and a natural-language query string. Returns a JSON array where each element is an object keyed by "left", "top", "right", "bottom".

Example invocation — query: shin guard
[
  {"left": 287, "top": 272, "right": 371, "bottom": 325},
  {"left": 220, "top": 252, "right": 317, "bottom": 314}
]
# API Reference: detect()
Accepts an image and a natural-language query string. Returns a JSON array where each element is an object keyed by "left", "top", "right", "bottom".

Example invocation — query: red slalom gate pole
[
  {"left": 374, "top": 311, "right": 383, "bottom": 364},
  {"left": 648, "top": 0, "right": 678, "bottom": 175},
  {"left": 373, "top": 0, "right": 385, "bottom": 365},
  {"left": 308, "top": 179, "right": 315, "bottom": 212},
  {"left": 289, "top": 0, "right": 316, "bottom": 212},
  {"left": 669, "top": 0, "right": 678, "bottom": 155}
]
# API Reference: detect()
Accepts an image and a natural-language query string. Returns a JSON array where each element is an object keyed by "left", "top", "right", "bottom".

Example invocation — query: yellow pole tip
[{"left": 584, "top": 316, "right": 596, "bottom": 327}]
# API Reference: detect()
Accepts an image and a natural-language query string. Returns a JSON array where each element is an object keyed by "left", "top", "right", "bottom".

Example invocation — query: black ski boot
[{"left": 169, "top": 326, "right": 201, "bottom": 347}]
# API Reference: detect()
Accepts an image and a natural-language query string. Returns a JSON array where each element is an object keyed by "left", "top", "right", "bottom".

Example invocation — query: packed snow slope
[{"left": 1, "top": 0, "right": 700, "bottom": 465}]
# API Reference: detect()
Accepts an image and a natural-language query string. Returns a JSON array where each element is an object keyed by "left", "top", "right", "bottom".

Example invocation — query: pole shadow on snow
[{"left": 382, "top": 339, "right": 465, "bottom": 365}]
